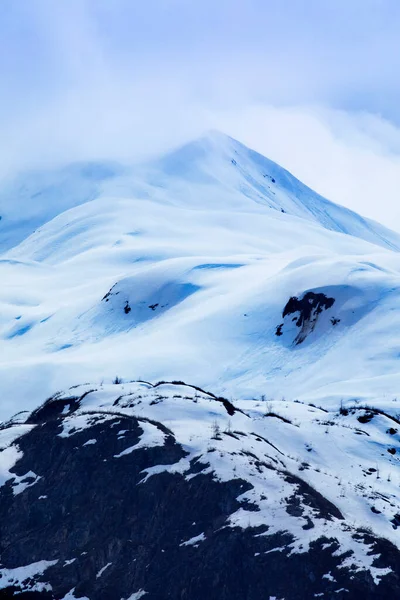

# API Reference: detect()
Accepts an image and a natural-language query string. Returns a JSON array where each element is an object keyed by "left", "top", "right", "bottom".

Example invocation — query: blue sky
[{"left": 2, "top": 0, "right": 400, "bottom": 227}]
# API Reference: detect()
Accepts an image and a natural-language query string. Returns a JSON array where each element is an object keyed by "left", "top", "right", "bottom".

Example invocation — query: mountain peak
[
  {"left": 149, "top": 129, "right": 237, "bottom": 174},
  {"left": 148, "top": 132, "right": 400, "bottom": 252}
]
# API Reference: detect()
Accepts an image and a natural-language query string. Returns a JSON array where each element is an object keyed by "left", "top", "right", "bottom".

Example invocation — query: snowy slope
[
  {"left": 0, "top": 162, "right": 124, "bottom": 253},
  {"left": 1, "top": 132, "right": 400, "bottom": 419}
]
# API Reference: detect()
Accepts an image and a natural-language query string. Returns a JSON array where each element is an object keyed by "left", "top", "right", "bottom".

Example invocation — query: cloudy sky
[{"left": 2, "top": 0, "right": 400, "bottom": 228}]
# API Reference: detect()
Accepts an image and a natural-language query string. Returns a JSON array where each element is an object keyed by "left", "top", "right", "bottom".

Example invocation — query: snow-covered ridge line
[{"left": 3, "top": 381, "right": 400, "bottom": 581}]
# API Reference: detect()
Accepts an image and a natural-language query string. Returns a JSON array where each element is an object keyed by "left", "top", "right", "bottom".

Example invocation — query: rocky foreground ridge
[{"left": 1, "top": 380, "right": 400, "bottom": 599}]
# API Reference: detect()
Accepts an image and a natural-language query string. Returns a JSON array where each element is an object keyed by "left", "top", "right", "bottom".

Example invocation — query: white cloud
[{"left": 2, "top": 1, "right": 400, "bottom": 231}]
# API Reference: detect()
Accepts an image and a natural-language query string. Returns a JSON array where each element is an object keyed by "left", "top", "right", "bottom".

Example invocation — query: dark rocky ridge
[{"left": 0, "top": 389, "right": 399, "bottom": 599}]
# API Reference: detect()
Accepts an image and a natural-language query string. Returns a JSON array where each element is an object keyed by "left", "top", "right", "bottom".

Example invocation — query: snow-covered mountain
[
  {"left": 1, "top": 131, "right": 400, "bottom": 418},
  {"left": 2, "top": 132, "right": 400, "bottom": 598}
]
